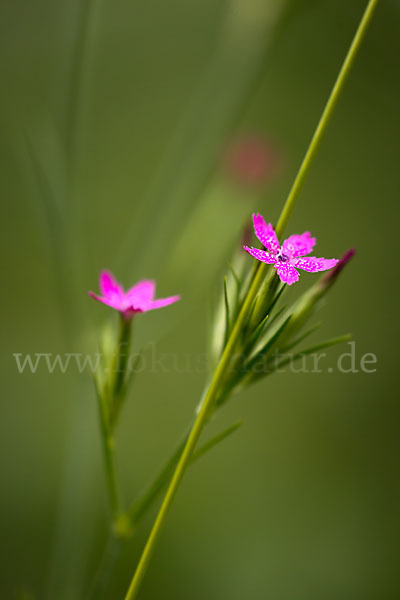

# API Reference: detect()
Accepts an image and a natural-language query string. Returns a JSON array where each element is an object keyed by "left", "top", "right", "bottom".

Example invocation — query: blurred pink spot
[{"left": 224, "top": 135, "right": 280, "bottom": 186}]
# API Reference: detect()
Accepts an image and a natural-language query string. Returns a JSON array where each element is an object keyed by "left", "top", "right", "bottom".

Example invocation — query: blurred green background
[{"left": 1, "top": 0, "right": 399, "bottom": 598}]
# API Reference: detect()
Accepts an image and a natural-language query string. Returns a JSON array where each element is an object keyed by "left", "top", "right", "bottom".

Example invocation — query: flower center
[{"left": 276, "top": 250, "right": 289, "bottom": 262}]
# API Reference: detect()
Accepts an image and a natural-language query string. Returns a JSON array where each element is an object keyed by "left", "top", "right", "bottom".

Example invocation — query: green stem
[
  {"left": 114, "top": 316, "right": 131, "bottom": 394},
  {"left": 98, "top": 389, "right": 121, "bottom": 522},
  {"left": 97, "top": 316, "right": 133, "bottom": 522},
  {"left": 126, "top": 418, "right": 242, "bottom": 528},
  {"left": 124, "top": 273, "right": 263, "bottom": 599},
  {"left": 96, "top": 315, "right": 131, "bottom": 529},
  {"left": 128, "top": 426, "right": 192, "bottom": 525},
  {"left": 109, "top": 315, "right": 132, "bottom": 428},
  {"left": 275, "top": 0, "right": 379, "bottom": 238},
  {"left": 87, "top": 531, "right": 125, "bottom": 599},
  {"left": 123, "top": 2, "right": 379, "bottom": 598}
]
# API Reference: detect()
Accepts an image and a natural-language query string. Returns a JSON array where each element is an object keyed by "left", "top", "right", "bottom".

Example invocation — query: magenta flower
[
  {"left": 244, "top": 213, "right": 339, "bottom": 285},
  {"left": 89, "top": 271, "right": 180, "bottom": 319}
]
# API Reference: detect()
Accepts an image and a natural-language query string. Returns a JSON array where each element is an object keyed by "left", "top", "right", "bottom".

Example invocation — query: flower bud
[
  {"left": 318, "top": 248, "right": 356, "bottom": 291},
  {"left": 274, "top": 249, "right": 355, "bottom": 347}
]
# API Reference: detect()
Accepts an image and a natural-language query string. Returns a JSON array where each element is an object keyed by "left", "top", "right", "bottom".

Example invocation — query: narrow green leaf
[
  {"left": 281, "top": 321, "right": 322, "bottom": 353},
  {"left": 223, "top": 275, "right": 231, "bottom": 346},
  {"left": 247, "top": 315, "right": 292, "bottom": 369},
  {"left": 267, "top": 304, "right": 287, "bottom": 327},
  {"left": 129, "top": 432, "right": 189, "bottom": 525},
  {"left": 266, "top": 283, "right": 286, "bottom": 316},
  {"left": 191, "top": 421, "right": 243, "bottom": 463},
  {"left": 262, "top": 333, "right": 352, "bottom": 378},
  {"left": 129, "top": 420, "right": 242, "bottom": 526},
  {"left": 239, "top": 259, "right": 260, "bottom": 305},
  {"left": 244, "top": 284, "right": 286, "bottom": 354},
  {"left": 226, "top": 262, "right": 242, "bottom": 323},
  {"left": 243, "top": 292, "right": 259, "bottom": 338},
  {"left": 244, "top": 313, "right": 269, "bottom": 355},
  {"left": 227, "top": 262, "right": 242, "bottom": 292}
]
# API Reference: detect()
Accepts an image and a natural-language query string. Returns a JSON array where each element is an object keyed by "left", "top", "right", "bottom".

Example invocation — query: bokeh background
[{"left": 1, "top": 0, "right": 399, "bottom": 598}]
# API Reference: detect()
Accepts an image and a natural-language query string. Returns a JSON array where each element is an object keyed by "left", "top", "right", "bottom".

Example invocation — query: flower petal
[
  {"left": 88, "top": 291, "right": 124, "bottom": 311},
  {"left": 291, "top": 257, "right": 339, "bottom": 272},
  {"left": 252, "top": 213, "right": 280, "bottom": 254},
  {"left": 243, "top": 246, "right": 276, "bottom": 264},
  {"left": 148, "top": 295, "right": 181, "bottom": 310},
  {"left": 126, "top": 280, "right": 155, "bottom": 303},
  {"left": 275, "top": 263, "right": 299, "bottom": 285},
  {"left": 282, "top": 232, "right": 316, "bottom": 259},
  {"left": 99, "top": 270, "right": 124, "bottom": 299}
]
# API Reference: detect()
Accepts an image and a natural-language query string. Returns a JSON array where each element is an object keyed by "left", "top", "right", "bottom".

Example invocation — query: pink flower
[
  {"left": 244, "top": 213, "right": 339, "bottom": 285},
  {"left": 89, "top": 271, "right": 180, "bottom": 318}
]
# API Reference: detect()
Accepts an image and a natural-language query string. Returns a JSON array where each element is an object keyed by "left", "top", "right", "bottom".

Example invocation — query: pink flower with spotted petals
[
  {"left": 89, "top": 271, "right": 180, "bottom": 319},
  {"left": 243, "top": 213, "right": 339, "bottom": 285}
]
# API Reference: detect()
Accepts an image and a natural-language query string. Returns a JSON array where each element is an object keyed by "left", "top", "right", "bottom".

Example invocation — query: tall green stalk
[
  {"left": 124, "top": 2, "right": 380, "bottom": 598},
  {"left": 96, "top": 315, "right": 133, "bottom": 527},
  {"left": 97, "top": 385, "right": 122, "bottom": 522}
]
